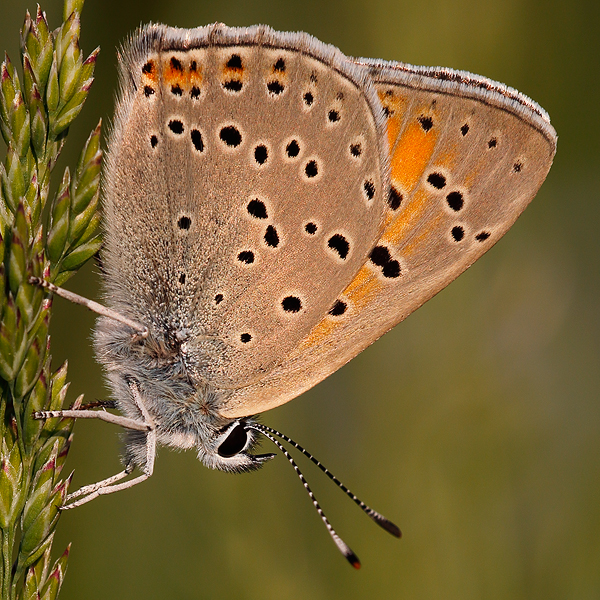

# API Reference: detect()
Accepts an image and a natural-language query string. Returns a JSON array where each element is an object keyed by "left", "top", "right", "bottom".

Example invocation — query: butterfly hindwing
[{"left": 219, "top": 59, "right": 557, "bottom": 417}]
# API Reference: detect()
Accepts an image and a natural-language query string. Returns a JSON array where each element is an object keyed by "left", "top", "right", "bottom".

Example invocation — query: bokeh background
[{"left": 2, "top": 0, "right": 599, "bottom": 598}]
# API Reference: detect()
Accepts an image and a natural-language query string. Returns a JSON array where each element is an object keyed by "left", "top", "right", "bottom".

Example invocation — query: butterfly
[{"left": 34, "top": 23, "right": 556, "bottom": 567}]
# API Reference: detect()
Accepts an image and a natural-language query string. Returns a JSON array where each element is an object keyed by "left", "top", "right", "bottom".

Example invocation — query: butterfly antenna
[
  {"left": 251, "top": 423, "right": 401, "bottom": 538},
  {"left": 248, "top": 425, "right": 361, "bottom": 569}
]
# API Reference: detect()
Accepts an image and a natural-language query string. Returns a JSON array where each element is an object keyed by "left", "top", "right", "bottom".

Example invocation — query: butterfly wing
[
  {"left": 102, "top": 25, "right": 391, "bottom": 389},
  {"left": 218, "top": 59, "right": 557, "bottom": 417}
]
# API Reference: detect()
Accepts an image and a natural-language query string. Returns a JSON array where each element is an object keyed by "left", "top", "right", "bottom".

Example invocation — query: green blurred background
[{"left": 2, "top": 0, "right": 599, "bottom": 598}]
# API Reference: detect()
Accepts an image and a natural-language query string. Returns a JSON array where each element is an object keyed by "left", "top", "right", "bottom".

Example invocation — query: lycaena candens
[{"left": 34, "top": 23, "right": 557, "bottom": 567}]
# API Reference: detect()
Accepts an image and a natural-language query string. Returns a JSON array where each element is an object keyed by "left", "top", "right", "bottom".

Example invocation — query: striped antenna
[
  {"left": 251, "top": 423, "right": 401, "bottom": 538},
  {"left": 249, "top": 425, "right": 361, "bottom": 569},
  {"left": 248, "top": 422, "right": 401, "bottom": 567}
]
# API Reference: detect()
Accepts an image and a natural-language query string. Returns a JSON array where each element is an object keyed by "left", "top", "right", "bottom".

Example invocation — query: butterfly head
[{"left": 198, "top": 418, "right": 275, "bottom": 473}]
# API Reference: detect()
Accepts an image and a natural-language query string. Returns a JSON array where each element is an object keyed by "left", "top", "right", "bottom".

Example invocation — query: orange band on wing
[
  {"left": 381, "top": 188, "right": 430, "bottom": 247},
  {"left": 399, "top": 211, "right": 442, "bottom": 258},
  {"left": 379, "top": 91, "right": 407, "bottom": 151},
  {"left": 298, "top": 318, "right": 340, "bottom": 351},
  {"left": 298, "top": 266, "right": 382, "bottom": 351},
  {"left": 343, "top": 265, "right": 382, "bottom": 309},
  {"left": 164, "top": 62, "right": 185, "bottom": 87},
  {"left": 390, "top": 120, "right": 438, "bottom": 192},
  {"left": 161, "top": 54, "right": 203, "bottom": 89},
  {"left": 141, "top": 59, "right": 158, "bottom": 83},
  {"left": 190, "top": 65, "right": 203, "bottom": 87}
]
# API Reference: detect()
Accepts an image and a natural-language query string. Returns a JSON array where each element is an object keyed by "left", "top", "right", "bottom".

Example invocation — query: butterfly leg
[
  {"left": 34, "top": 409, "right": 152, "bottom": 431},
  {"left": 29, "top": 277, "right": 148, "bottom": 339},
  {"left": 63, "top": 471, "right": 151, "bottom": 509},
  {"left": 35, "top": 381, "right": 156, "bottom": 509},
  {"left": 65, "top": 467, "right": 133, "bottom": 502}
]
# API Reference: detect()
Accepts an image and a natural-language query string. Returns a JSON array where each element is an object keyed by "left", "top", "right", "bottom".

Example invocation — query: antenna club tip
[
  {"left": 391, "top": 524, "right": 402, "bottom": 538},
  {"left": 346, "top": 552, "right": 361, "bottom": 569},
  {"left": 375, "top": 516, "right": 402, "bottom": 538}
]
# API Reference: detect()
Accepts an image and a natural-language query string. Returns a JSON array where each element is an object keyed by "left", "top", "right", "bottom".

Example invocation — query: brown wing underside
[{"left": 219, "top": 62, "right": 557, "bottom": 418}]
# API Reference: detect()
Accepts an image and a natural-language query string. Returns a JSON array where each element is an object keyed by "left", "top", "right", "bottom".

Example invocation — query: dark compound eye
[{"left": 217, "top": 424, "right": 248, "bottom": 457}]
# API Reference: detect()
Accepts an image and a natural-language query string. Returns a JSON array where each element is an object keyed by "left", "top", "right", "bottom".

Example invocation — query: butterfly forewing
[
  {"left": 218, "top": 59, "right": 556, "bottom": 417},
  {"left": 103, "top": 25, "right": 390, "bottom": 389}
]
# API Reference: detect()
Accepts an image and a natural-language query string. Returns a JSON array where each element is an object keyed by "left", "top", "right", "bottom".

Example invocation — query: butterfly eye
[{"left": 217, "top": 424, "right": 248, "bottom": 457}]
